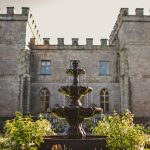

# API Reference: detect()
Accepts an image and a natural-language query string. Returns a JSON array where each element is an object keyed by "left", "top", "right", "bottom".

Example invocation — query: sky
[{"left": 1, "top": 0, "right": 150, "bottom": 44}]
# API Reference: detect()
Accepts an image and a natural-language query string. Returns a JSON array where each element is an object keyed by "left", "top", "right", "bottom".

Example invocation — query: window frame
[
  {"left": 99, "top": 60, "right": 109, "bottom": 76},
  {"left": 100, "top": 89, "right": 109, "bottom": 113},
  {"left": 40, "top": 60, "right": 51, "bottom": 75},
  {"left": 39, "top": 88, "right": 50, "bottom": 113}
]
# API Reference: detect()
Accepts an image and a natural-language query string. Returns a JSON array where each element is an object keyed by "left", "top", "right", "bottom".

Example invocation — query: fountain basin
[
  {"left": 49, "top": 106, "right": 102, "bottom": 139},
  {"left": 39, "top": 135, "right": 107, "bottom": 150}
]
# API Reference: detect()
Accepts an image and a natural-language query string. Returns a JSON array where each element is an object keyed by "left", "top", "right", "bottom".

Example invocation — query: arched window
[
  {"left": 100, "top": 89, "right": 109, "bottom": 112},
  {"left": 39, "top": 88, "right": 50, "bottom": 113}
]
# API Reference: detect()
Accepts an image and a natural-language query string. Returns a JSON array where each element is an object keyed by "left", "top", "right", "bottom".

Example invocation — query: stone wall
[
  {"left": 30, "top": 41, "right": 121, "bottom": 115},
  {"left": 110, "top": 8, "right": 150, "bottom": 118},
  {"left": 0, "top": 7, "right": 38, "bottom": 116}
]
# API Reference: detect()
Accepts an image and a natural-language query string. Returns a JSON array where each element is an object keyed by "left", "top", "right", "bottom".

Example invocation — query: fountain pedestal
[{"left": 50, "top": 106, "right": 102, "bottom": 139}]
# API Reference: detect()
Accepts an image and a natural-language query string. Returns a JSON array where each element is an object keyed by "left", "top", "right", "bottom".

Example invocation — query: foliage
[
  {"left": 0, "top": 134, "right": 10, "bottom": 149},
  {"left": 52, "top": 119, "right": 67, "bottom": 133},
  {"left": 4, "top": 112, "right": 55, "bottom": 150},
  {"left": 84, "top": 119, "right": 94, "bottom": 132},
  {"left": 145, "top": 134, "right": 150, "bottom": 148},
  {"left": 145, "top": 127, "right": 150, "bottom": 134},
  {"left": 145, "top": 126, "right": 150, "bottom": 148},
  {"left": 92, "top": 110, "right": 146, "bottom": 150}
]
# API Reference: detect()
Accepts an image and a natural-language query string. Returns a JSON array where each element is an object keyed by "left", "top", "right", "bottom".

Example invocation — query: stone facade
[
  {"left": 30, "top": 42, "right": 120, "bottom": 115},
  {"left": 0, "top": 7, "right": 40, "bottom": 117},
  {"left": 0, "top": 7, "right": 149, "bottom": 125}
]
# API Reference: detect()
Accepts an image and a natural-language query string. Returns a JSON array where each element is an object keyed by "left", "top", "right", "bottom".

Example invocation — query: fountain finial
[{"left": 72, "top": 59, "right": 79, "bottom": 69}]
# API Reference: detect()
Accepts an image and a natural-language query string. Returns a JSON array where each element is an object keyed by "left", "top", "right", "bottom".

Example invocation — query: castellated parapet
[
  {"left": 0, "top": 7, "right": 41, "bottom": 43},
  {"left": 29, "top": 38, "right": 111, "bottom": 50},
  {"left": 109, "top": 8, "right": 150, "bottom": 45}
]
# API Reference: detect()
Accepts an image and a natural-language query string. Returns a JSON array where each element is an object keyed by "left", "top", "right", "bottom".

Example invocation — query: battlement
[
  {"left": 0, "top": 7, "right": 31, "bottom": 20},
  {"left": 0, "top": 7, "right": 41, "bottom": 43},
  {"left": 29, "top": 38, "right": 115, "bottom": 50},
  {"left": 109, "top": 8, "right": 150, "bottom": 44}
]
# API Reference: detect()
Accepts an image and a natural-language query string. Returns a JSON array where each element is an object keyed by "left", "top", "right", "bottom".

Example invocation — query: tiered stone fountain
[{"left": 40, "top": 60, "right": 107, "bottom": 150}]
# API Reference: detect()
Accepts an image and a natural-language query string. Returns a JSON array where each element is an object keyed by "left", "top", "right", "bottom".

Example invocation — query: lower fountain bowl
[{"left": 39, "top": 135, "right": 108, "bottom": 150}]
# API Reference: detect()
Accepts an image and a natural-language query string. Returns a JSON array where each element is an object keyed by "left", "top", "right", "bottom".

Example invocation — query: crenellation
[
  {"left": 22, "top": 7, "right": 30, "bottom": 16},
  {"left": 72, "top": 38, "right": 79, "bottom": 46},
  {"left": 32, "top": 20, "right": 35, "bottom": 24},
  {"left": 58, "top": 38, "right": 64, "bottom": 46},
  {"left": 7, "top": 7, "right": 15, "bottom": 15},
  {"left": 120, "top": 8, "right": 128, "bottom": 16},
  {"left": 109, "top": 8, "right": 150, "bottom": 45},
  {"left": 86, "top": 38, "right": 93, "bottom": 46},
  {"left": 22, "top": 7, "right": 41, "bottom": 44},
  {"left": 30, "top": 14, "right": 32, "bottom": 18},
  {"left": 135, "top": 8, "right": 144, "bottom": 16},
  {"left": 43, "top": 38, "right": 50, "bottom": 45},
  {"left": 30, "top": 38, "right": 36, "bottom": 46},
  {"left": 101, "top": 39, "right": 108, "bottom": 46},
  {"left": 0, "top": 7, "right": 41, "bottom": 44},
  {"left": 29, "top": 38, "right": 114, "bottom": 49}
]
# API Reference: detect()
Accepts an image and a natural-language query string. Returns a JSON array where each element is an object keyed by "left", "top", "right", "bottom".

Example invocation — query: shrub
[
  {"left": 52, "top": 119, "right": 67, "bottom": 133},
  {"left": 145, "top": 127, "right": 150, "bottom": 134},
  {"left": 0, "top": 134, "right": 9, "bottom": 149},
  {"left": 84, "top": 119, "right": 94, "bottom": 132},
  {"left": 92, "top": 110, "right": 145, "bottom": 150},
  {"left": 145, "top": 134, "right": 150, "bottom": 148},
  {"left": 4, "top": 112, "right": 55, "bottom": 150}
]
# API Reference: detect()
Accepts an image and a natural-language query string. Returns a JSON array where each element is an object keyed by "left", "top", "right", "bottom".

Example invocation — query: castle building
[{"left": 0, "top": 7, "right": 150, "bottom": 126}]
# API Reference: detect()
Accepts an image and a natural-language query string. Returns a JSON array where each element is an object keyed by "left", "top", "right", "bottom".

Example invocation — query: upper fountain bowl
[
  {"left": 66, "top": 68, "right": 86, "bottom": 75},
  {"left": 58, "top": 85, "right": 92, "bottom": 101}
]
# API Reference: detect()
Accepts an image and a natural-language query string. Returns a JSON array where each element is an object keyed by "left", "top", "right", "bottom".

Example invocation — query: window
[
  {"left": 100, "top": 61, "right": 109, "bottom": 76},
  {"left": 100, "top": 89, "right": 109, "bottom": 112},
  {"left": 40, "top": 60, "right": 51, "bottom": 75},
  {"left": 39, "top": 88, "right": 50, "bottom": 113}
]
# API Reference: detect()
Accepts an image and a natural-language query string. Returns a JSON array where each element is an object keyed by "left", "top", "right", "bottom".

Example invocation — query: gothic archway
[
  {"left": 100, "top": 88, "right": 109, "bottom": 113},
  {"left": 39, "top": 88, "right": 50, "bottom": 113}
]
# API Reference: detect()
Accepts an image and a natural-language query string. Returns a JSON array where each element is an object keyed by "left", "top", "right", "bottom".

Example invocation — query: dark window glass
[
  {"left": 100, "top": 96, "right": 104, "bottom": 101},
  {"left": 100, "top": 103, "right": 104, "bottom": 110},
  {"left": 105, "top": 96, "right": 109, "bottom": 102},
  {"left": 106, "top": 103, "right": 109, "bottom": 112},
  {"left": 100, "top": 61, "right": 109, "bottom": 76},
  {"left": 41, "top": 60, "right": 51, "bottom": 75}
]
